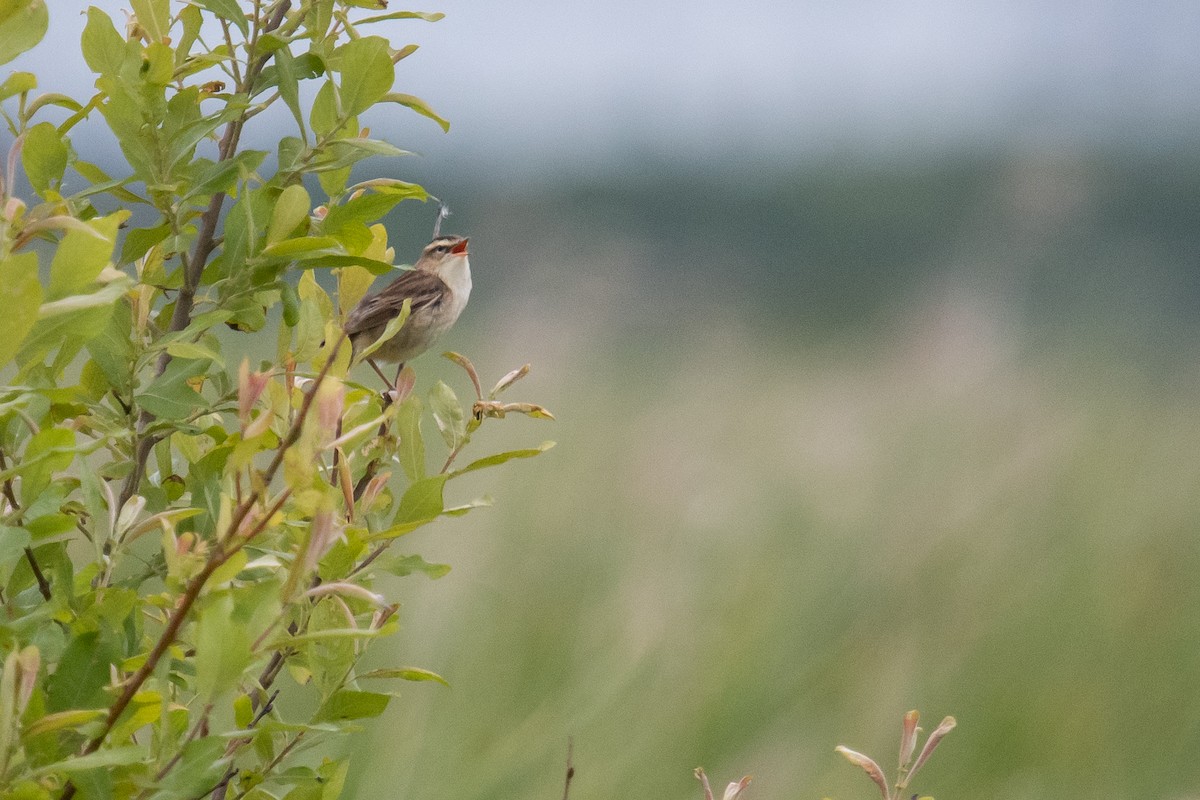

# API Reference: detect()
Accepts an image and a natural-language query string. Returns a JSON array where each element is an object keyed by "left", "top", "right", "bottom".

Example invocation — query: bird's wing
[{"left": 343, "top": 269, "right": 448, "bottom": 335}]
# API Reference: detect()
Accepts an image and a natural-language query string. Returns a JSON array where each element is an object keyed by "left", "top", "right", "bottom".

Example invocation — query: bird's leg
[{"left": 367, "top": 359, "right": 392, "bottom": 390}]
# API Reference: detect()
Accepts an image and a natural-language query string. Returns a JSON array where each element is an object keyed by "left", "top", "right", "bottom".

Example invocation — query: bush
[{"left": 0, "top": 3, "right": 551, "bottom": 797}]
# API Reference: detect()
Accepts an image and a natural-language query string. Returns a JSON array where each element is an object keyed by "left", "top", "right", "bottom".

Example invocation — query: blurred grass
[{"left": 337, "top": 149, "right": 1200, "bottom": 799}]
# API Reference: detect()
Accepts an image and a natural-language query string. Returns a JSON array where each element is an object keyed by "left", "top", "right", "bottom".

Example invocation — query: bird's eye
[{"left": 435, "top": 245, "right": 447, "bottom": 253}]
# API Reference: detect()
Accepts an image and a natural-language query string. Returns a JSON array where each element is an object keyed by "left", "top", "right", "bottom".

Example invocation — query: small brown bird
[{"left": 344, "top": 235, "right": 471, "bottom": 384}]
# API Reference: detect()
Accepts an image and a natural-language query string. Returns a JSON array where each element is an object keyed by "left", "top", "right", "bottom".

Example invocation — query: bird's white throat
[{"left": 441, "top": 254, "right": 472, "bottom": 313}]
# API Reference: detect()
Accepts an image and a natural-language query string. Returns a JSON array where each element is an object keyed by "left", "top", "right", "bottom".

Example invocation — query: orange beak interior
[{"left": 451, "top": 238, "right": 469, "bottom": 255}]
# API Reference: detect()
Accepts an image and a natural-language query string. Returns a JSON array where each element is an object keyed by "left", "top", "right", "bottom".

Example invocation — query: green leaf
[
  {"left": 119, "top": 222, "right": 170, "bottom": 265},
  {"left": 72, "top": 159, "right": 145, "bottom": 205},
  {"left": 48, "top": 212, "right": 124, "bottom": 298},
  {"left": 164, "top": 340, "right": 224, "bottom": 368},
  {"left": 360, "top": 666, "right": 448, "bottom": 686},
  {"left": 393, "top": 391, "right": 423, "bottom": 481},
  {"left": 136, "top": 357, "right": 211, "bottom": 421},
  {"left": 175, "top": 3, "right": 201, "bottom": 67},
  {"left": 0, "top": 525, "right": 31, "bottom": 584},
  {"left": 0, "top": 69, "right": 34, "bottom": 102},
  {"left": 260, "top": 235, "right": 342, "bottom": 258},
  {"left": 21, "top": 121, "right": 67, "bottom": 195},
  {"left": 96, "top": 79, "right": 157, "bottom": 180},
  {"left": 318, "top": 137, "right": 412, "bottom": 169},
  {"left": 0, "top": 0, "right": 48, "bottom": 66},
  {"left": 267, "top": 184, "right": 312, "bottom": 244},
  {"left": 183, "top": 149, "right": 266, "bottom": 201},
  {"left": 19, "top": 427, "right": 76, "bottom": 506},
  {"left": 300, "top": 255, "right": 395, "bottom": 275},
  {"left": 129, "top": 0, "right": 169, "bottom": 42},
  {"left": 195, "top": 0, "right": 248, "bottom": 35},
  {"left": 353, "top": 297, "right": 410, "bottom": 363},
  {"left": 318, "top": 759, "right": 350, "bottom": 800},
  {"left": 336, "top": 36, "right": 393, "bottom": 116},
  {"left": 25, "top": 91, "right": 83, "bottom": 119},
  {"left": 313, "top": 690, "right": 390, "bottom": 723},
  {"left": 148, "top": 737, "right": 229, "bottom": 798},
  {"left": 30, "top": 745, "right": 148, "bottom": 775},
  {"left": 383, "top": 92, "right": 450, "bottom": 132},
  {"left": 37, "top": 278, "right": 132, "bottom": 319},
  {"left": 307, "top": 598, "right": 355, "bottom": 698},
  {"left": 428, "top": 381, "right": 465, "bottom": 450},
  {"left": 372, "top": 474, "right": 446, "bottom": 539},
  {"left": 322, "top": 190, "right": 408, "bottom": 236},
  {"left": 0, "top": 251, "right": 42, "bottom": 366},
  {"left": 22, "top": 708, "right": 106, "bottom": 738},
  {"left": 84, "top": 297, "right": 135, "bottom": 393},
  {"left": 377, "top": 553, "right": 450, "bottom": 580},
  {"left": 46, "top": 630, "right": 121, "bottom": 711},
  {"left": 452, "top": 441, "right": 556, "bottom": 477},
  {"left": 194, "top": 592, "right": 252, "bottom": 700},
  {"left": 396, "top": 475, "right": 447, "bottom": 526},
  {"left": 18, "top": 293, "right": 122, "bottom": 374},
  {"left": 357, "top": 11, "right": 445, "bottom": 23},
  {"left": 80, "top": 7, "right": 127, "bottom": 78},
  {"left": 309, "top": 80, "right": 340, "bottom": 138},
  {"left": 272, "top": 44, "right": 306, "bottom": 139}
]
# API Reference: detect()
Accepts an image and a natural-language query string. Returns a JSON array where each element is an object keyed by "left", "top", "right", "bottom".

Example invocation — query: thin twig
[
  {"left": 562, "top": 737, "right": 575, "bottom": 800},
  {"left": 117, "top": 0, "right": 294, "bottom": 509},
  {"left": 150, "top": 703, "right": 213, "bottom": 784},
  {"left": 0, "top": 448, "right": 52, "bottom": 602},
  {"left": 60, "top": 336, "right": 340, "bottom": 800},
  {"left": 22, "top": 548, "right": 51, "bottom": 602}
]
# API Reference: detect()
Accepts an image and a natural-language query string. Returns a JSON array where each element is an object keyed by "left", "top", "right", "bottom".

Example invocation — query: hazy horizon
[{"left": 15, "top": 2, "right": 1200, "bottom": 182}]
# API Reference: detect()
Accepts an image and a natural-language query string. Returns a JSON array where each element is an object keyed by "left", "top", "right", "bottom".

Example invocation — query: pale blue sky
[{"left": 17, "top": 2, "right": 1200, "bottom": 178}]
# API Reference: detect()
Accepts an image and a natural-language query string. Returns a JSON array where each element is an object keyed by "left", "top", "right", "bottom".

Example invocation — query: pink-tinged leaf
[
  {"left": 722, "top": 776, "right": 752, "bottom": 800},
  {"left": 900, "top": 709, "right": 920, "bottom": 767},
  {"left": 306, "top": 582, "right": 388, "bottom": 608},
  {"left": 442, "top": 351, "right": 482, "bottom": 399},
  {"left": 836, "top": 746, "right": 891, "bottom": 800},
  {"left": 488, "top": 363, "right": 530, "bottom": 398},
  {"left": 909, "top": 716, "right": 957, "bottom": 780}
]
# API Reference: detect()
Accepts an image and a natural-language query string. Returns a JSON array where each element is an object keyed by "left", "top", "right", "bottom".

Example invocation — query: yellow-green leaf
[
  {"left": 383, "top": 92, "right": 450, "bottom": 132},
  {"left": 0, "top": 251, "right": 41, "bottom": 366},
  {"left": 267, "top": 183, "right": 311, "bottom": 244},
  {"left": 451, "top": 441, "right": 556, "bottom": 477},
  {"left": 47, "top": 212, "right": 125, "bottom": 298},
  {"left": 0, "top": 0, "right": 48, "bottom": 66}
]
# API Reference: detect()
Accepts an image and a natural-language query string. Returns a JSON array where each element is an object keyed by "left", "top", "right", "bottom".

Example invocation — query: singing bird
[{"left": 344, "top": 235, "right": 471, "bottom": 384}]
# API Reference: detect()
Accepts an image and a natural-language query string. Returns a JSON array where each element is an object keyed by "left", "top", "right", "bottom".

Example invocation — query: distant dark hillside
[{"left": 404, "top": 147, "right": 1200, "bottom": 335}]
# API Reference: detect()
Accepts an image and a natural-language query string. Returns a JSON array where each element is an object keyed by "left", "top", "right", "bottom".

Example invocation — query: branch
[
  {"left": 117, "top": 0, "right": 294, "bottom": 509},
  {"left": 0, "top": 448, "right": 52, "bottom": 602},
  {"left": 59, "top": 335, "right": 343, "bottom": 800}
]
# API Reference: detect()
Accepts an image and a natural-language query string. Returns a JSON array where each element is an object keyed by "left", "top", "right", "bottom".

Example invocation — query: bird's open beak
[{"left": 451, "top": 238, "right": 469, "bottom": 255}]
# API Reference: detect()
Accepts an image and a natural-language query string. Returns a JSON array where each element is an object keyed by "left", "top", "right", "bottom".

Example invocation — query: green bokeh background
[{"left": 345, "top": 151, "right": 1200, "bottom": 799}]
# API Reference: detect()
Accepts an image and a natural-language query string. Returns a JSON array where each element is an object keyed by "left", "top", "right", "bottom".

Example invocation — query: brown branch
[
  {"left": 150, "top": 702, "right": 213, "bottom": 784},
  {"left": 60, "top": 336, "right": 343, "bottom": 800},
  {"left": 23, "top": 548, "right": 51, "bottom": 602},
  {"left": 0, "top": 448, "right": 52, "bottom": 602},
  {"left": 117, "top": 0, "right": 294, "bottom": 510}
]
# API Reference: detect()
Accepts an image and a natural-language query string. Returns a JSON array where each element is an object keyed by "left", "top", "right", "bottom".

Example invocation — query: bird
[{"left": 343, "top": 234, "right": 471, "bottom": 386}]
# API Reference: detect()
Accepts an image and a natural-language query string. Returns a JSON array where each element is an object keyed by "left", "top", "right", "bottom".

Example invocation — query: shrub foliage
[{"left": 0, "top": 2, "right": 551, "bottom": 797}]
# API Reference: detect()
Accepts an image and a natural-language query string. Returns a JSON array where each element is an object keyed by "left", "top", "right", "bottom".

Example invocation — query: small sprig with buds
[{"left": 836, "top": 710, "right": 956, "bottom": 800}]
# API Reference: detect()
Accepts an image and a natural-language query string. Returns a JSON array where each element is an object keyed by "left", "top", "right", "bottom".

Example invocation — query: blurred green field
[{"left": 341, "top": 150, "right": 1200, "bottom": 799}]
